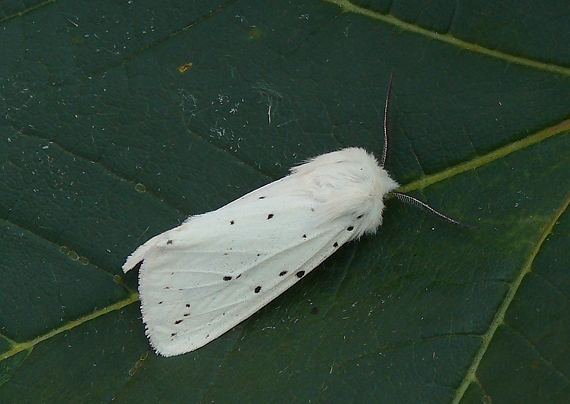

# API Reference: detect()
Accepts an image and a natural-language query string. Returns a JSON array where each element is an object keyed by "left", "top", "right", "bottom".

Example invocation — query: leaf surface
[{"left": 1, "top": 0, "right": 569, "bottom": 403}]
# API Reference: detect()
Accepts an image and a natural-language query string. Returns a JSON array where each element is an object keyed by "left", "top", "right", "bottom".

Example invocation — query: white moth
[{"left": 123, "top": 77, "right": 464, "bottom": 357}]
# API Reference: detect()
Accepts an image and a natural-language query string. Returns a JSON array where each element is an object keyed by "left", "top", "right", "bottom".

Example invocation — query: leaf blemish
[
  {"left": 347, "top": 226, "right": 354, "bottom": 231},
  {"left": 333, "top": 242, "right": 339, "bottom": 247},
  {"left": 255, "top": 286, "right": 262, "bottom": 293},
  {"left": 230, "top": 220, "right": 235, "bottom": 225},
  {"left": 174, "top": 319, "right": 183, "bottom": 325},
  {"left": 267, "top": 213, "right": 274, "bottom": 219},
  {"left": 279, "top": 271, "right": 288, "bottom": 276},
  {"left": 223, "top": 276, "right": 232, "bottom": 281},
  {"left": 296, "top": 271, "right": 305, "bottom": 278}
]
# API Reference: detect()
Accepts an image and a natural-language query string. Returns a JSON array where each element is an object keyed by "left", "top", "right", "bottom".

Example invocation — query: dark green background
[{"left": 1, "top": 0, "right": 569, "bottom": 403}]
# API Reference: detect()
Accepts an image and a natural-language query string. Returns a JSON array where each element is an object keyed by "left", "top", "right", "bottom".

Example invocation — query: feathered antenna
[
  {"left": 382, "top": 74, "right": 474, "bottom": 228},
  {"left": 380, "top": 72, "right": 394, "bottom": 168}
]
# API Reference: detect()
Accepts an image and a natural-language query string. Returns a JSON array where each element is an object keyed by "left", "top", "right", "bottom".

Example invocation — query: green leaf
[{"left": 1, "top": 0, "right": 569, "bottom": 403}]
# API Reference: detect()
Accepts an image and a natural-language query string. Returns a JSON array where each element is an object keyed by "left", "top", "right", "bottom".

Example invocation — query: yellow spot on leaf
[{"left": 178, "top": 63, "right": 193, "bottom": 74}]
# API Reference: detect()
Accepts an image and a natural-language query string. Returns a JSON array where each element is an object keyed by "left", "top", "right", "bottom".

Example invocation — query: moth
[{"left": 123, "top": 76, "right": 465, "bottom": 356}]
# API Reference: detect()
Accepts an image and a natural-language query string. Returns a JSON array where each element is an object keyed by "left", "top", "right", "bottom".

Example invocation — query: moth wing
[{"left": 123, "top": 177, "right": 355, "bottom": 356}]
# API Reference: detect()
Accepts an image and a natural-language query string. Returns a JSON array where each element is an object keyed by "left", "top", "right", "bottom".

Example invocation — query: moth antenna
[
  {"left": 380, "top": 72, "right": 394, "bottom": 168},
  {"left": 391, "top": 191, "right": 475, "bottom": 229}
]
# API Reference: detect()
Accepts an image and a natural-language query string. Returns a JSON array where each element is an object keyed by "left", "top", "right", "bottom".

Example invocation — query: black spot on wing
[
  {"left": 254, "top": 286, "right": 262, "bottom": 293},
  {"left": 174, "top": 319, "right": 183, "bottom": 325},
  {"left": 167, "top": 239, "right": 173, "bottom": 245},
  {"left": 357, "top": 214, "right": 363, "bottom": 219},
  {"left": 279, "top": 271, "right": 288, "bottom": 276},
  {"left": 171, "top": 332, "right": 177, "bottom": 337},
  {"left": 230, "top": 220, "right": 235, "bottom": 225},
  {"left": 347, "top": 226, "right": 354, "bottom": 231},
  {"left": 223, "top": 276, "right": 232, "bottom": 281},
  {"left": 333, "top": 242, "right": 339, "bottom": 248},
  {"left": 302, "top": 234, "right": 307, "bottom": 238},
  {"left": 185, "top": 303, "right": 191, "bottom": 307},
  {"left": 296, "top": 271, "right": 305, "bottom": 278},
  {"left": 259, "top": 196, "right": 266, "bottom": 199},
  {"left": 267, "top": 213, "right": 274, "bottom": 219}
]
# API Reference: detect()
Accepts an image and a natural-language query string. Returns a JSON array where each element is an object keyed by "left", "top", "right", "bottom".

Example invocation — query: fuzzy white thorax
[{"left": 290, "top": 147, "right": 398, "bottom": 238}]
